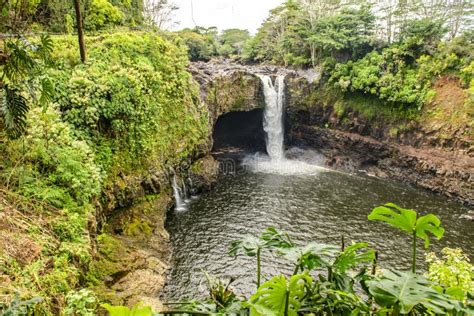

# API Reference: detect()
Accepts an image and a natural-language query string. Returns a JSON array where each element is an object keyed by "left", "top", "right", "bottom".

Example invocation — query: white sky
[{"left": 170, "top": 0, "right": 285, "bottom": 34}]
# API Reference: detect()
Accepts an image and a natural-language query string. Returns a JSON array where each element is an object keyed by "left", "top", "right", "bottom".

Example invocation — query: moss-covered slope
[{"left": 0, "top": 32, "right": 210, "bottom": 314}]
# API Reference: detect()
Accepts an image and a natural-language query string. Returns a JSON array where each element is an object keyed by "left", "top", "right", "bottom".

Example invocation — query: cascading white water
[
  {"left": 260, "top": 75, "right": 285, "bottom": 161},
  {"left": 172, "top": 174, "right": 186, "bottom": 211},
  {"left": 244, "top": 74, "right": 327, "bottom": 174}
]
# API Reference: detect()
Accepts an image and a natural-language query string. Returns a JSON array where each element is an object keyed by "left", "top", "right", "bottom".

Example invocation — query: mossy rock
[{"left": 123, "top": 218, "right": 154, "bottom": 239}]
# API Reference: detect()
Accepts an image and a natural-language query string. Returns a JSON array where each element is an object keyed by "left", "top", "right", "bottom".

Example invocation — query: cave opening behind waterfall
[{"left": 212, "top": 109, "right": 266, "bottom": 157}]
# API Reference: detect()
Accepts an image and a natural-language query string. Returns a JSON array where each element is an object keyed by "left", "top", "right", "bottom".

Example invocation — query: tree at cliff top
[
  {"left": 143, "top": 0, "right": 178, "bottom": 29},
  {"left": 218, "top": 29, "right": 251, "bottom": 58},
  {"left": 176, "top": 27, "right": 220, "bottom": 62},
  {"left": 244, "top": 0, "right": 473, "bottom": 67}
]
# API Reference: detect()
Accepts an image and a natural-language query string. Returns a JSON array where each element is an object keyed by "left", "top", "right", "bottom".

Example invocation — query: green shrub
[
  {"left": 176, "top": 29, "right": 219, "bottom": 61},
  {"left": 331, "top": 47, "right": 429, "bottom": 108},
  {"left": 4, "top": 105, "right": 102, "bottom": 206},
  {"left": 426, "top": 247, "right": 474, "bottom": 300},
  {"left": 49, "top": 33, "right": 209, "bottom": 176},
  {"left": 85, "top": 0, "right": 123, "bottom": 30},
  {"left": 64, "top": 289, "right": 98, "bottom": 316},
  {"left": 102, "top": 302, "right": 153, "bottom": 316}
]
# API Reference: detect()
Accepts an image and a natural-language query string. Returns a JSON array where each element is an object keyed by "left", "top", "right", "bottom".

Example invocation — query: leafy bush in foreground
[{"left": 426, "top": 248, "right": 474, "bottom": 302}]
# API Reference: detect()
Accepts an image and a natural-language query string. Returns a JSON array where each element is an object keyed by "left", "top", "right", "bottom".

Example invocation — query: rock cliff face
[{"left": 191, "top": 61, "right": 473, "bottom": 205}]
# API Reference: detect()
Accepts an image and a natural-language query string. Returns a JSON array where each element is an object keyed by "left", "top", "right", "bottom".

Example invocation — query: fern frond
[
  {"left": 37, "top": 186, "right": 67, "bottom": 208},
  {"left": 38, "top": 35, "right": 54, "bottom": 66},
  {"left": 39, "top": 77, "right": 54, "bottom": 105},
  {"left": 3, "top": 40, "right": 36, "bottom": 82},
  {"left": 1, "top": 85, "right": 29, "bottom": 139}
]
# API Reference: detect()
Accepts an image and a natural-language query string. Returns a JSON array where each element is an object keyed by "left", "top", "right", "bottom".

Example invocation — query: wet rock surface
[
  {"left": 189, "top": 61, "right": 309, "bottom": 125},
  {"left": 189, "top": 155, "right": 220, "bottom": 194},
  {"left": 290, "top": 125, "right": 473, "bottom": 205},
  {"left": 93, "top": 195, "right": 172, "bottom": 311}
]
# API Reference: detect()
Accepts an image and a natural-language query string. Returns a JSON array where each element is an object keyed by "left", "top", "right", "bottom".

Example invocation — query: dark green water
[{"left": 163, "top": 161, "right": 473, "bottom": 300}]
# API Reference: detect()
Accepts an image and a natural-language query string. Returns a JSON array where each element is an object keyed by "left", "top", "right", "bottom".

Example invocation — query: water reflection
[{"left": 163, "top": 164, "right": 473, "bottom": 301}]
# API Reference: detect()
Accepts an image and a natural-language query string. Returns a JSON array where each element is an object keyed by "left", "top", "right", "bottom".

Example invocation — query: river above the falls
[{"left": 162, "top": 156, "right": 473, "bottom": 301}]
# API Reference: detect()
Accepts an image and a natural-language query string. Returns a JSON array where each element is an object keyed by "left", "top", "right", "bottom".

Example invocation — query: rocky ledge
[
  {"left": 188, "top": 60, "right": 320, "bottom": 124},
  {"left": 290, "top": 125, "right": 473, "bottom": 205}
]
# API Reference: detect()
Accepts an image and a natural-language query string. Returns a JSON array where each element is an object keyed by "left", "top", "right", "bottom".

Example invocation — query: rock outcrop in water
[{"left": 191, "top": 61, "right": 473, "bottom": 205}]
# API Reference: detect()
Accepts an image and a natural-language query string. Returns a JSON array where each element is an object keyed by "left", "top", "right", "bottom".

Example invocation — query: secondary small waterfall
[
  {"left": 172, "top": 174, "right": 186, "bottom": 211},
  {"left": 182, "top": 178, "right": 191, "bottom": 202},
  {"left": 260, "top": 75, "right": 285, "bottom": 161}
]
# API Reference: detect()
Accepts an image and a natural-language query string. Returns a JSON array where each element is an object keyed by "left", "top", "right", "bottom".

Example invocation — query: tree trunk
[{"left": 73, "top": 0, "right": 86, "bottom": 62}]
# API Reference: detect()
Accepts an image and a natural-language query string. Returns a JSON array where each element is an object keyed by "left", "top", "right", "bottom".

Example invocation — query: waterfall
[
  {"left": 260, "top": 75, "right": 285, "bottom": 161},
  {"left": 172, "top": 174, "right": 186, "bottom": 211},
  {"left": 243, "top": 74, "right": 328, "bottom": 175}
]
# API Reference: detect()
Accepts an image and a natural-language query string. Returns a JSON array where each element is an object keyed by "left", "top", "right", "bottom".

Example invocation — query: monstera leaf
[
  {"left": 280, "top": 243, "right": 340, "bottom": 272},
  {"left": 249, "top": 273, "right": 312, "bottom": 316},
  {"left": 229, "top": 227, "right": 295, "bottom": 288},
  {"left": 369, "top": 203, "right": 444, "bottom": 272},
  {"left": 333, "top": 242, "right": 376, "bottom": 273},
  {"left": 367, "top": 270, "right": 459, "bottom": 314},
  {"left": 229, "top": 227, "right": 294, "bottom": 257},
  {"left": 368, "top": 203, "right": 444, "bottom": 248},
  {"left": 229, "top": 235, "right": 262, "bottom": 257}
]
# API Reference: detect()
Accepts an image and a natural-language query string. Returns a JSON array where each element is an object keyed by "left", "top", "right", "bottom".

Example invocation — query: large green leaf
[
  {"left": 249, "top": 274, "right": 311, "bottom": 316},
  {"left": 305, "top": 280, "right": 371, "bottom": 315},
  {"left": 102, "top": 303, "right": 153, "bottom": 316},
  {"left": 368, "top": 203, "right": 418, "bottom": 233},
  {"left": 368, "top": 203, "right": 444, "bottom": 248},
  {"left": 229, "top": 227, "right": 293, "bottom": 257},
  {"left": 280, "top": 243, "right": 339, "bottom": 271},
  {"left": 333, "top": 242, "right": 375, "bottom": 273},
  {"left": 367, "top": 270, "right": 459, "bottom": 314},
  {"left": 415, "top": 213, "right": 444, "bottom": 247},
  {"left": 229, "top": 235, "right": 262, "bottom": 257}
]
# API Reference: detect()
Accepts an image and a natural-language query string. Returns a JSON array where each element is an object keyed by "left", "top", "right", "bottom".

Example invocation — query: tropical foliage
[
  {"left": 0, "top": 32, "right": 209, "bottom": 314},
  {"left": 244, "top": 0, "right": 473, "bottom": 111},
  {"left": 0, "top": 0, "right": 144, "bottom": 33},
  {"left": 0, "top": 1, "right": 473, "bottom": 315},
  {"left": 368, "top": 203, "right": 444, "bottom": 272},
  {"left": 155, "top": 205, "right": 472, "bottom": 315},
  {"left": 1, "top": 35, "right": 53, "bottom": 138},
  {"left": 426, "top": 247, "right": 474, "bottom": 301}
]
